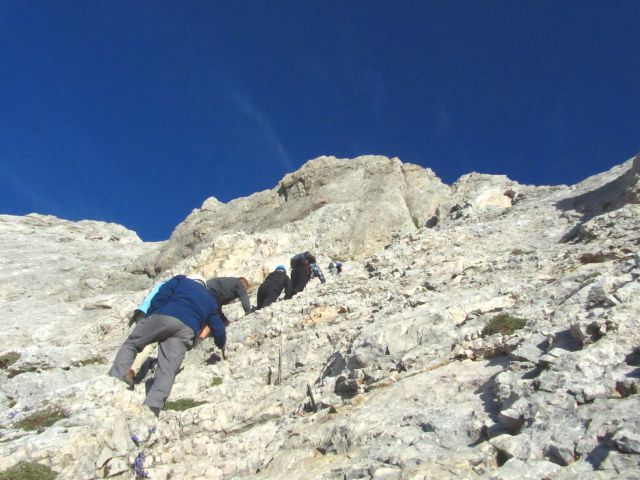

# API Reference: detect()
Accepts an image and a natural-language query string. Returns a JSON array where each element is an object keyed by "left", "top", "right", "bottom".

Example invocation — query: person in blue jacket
[
  {"left": 108, "top": 274, "right": 225, "bottom": 415},
  {"left": 129, "top": 280, "right": 167, "bottom": 325},
  {"left": 125, "top": 280, "right": 168, "bottom": 387}
]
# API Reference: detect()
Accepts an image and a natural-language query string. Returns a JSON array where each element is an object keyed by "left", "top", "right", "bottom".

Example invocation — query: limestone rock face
[
  {"left": 1, "top": 154, "right": 639, "bottom": 480},
  {"left": 148, "top": 155, "right": 450, "bottom": 273}
]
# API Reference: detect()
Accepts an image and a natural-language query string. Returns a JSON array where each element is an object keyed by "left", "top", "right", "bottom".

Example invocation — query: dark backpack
[{"left": 291, "top": 251, "right": 315, "bottom": 268}]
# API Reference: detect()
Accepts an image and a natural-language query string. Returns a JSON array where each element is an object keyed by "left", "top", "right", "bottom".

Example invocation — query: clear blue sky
[{"left": 1, "top": 1, "right": 638, "bottom": 241}]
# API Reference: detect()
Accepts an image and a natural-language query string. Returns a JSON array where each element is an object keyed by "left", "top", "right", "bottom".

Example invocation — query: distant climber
[
  {"left": 256, "top": 265, "right": 293, "bottom": 309},
  {"left": 290, "top": 251, "right": 325, "bottom": 297},
  {"left": 108, "top": 274, "right": 226, "bottom": 416},
  {"left": 328, "top": 261, "right": 343, "bottom": 275}
]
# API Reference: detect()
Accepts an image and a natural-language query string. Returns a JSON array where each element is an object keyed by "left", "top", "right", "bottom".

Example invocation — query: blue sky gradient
[{"left": 1, "top": 1, "right": 638, "bottom": 240}]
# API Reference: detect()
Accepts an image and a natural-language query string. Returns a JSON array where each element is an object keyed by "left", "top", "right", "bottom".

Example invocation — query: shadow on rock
[
  {"left": 206, "top": 352, "right": 223, "bottom": 365},
  {"left": 585, "top": 433, "right": 614, "bottom": 470},
  {"left": 556, "top": 154, "right": 639, "bottom": 242}
]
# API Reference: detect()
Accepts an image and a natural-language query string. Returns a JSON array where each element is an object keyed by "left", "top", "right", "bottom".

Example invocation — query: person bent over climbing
[
  {"left": 290, "top": 251, "right": 325, "bottom": 297},
  {"left": 257, "top": 265, "right": 292, "bottom": 309},
  {"left": 124, "top": 279, "right": 168, "bottom": 387},
  {"left": 206, "top": 276, "right": 254, "bottom": 324},
  {"left": 108, "top": 274, "right": 225, "bottom": 416}
]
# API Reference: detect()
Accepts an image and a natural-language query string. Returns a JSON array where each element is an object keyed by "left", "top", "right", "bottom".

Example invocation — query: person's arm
[
  {"left": 237, "top": 283, "right": 253, "bottom": 314},
  {"left": 206, "top": 311, "right": 226, "bottom": 350},
  {"left": 284, "top": 275, "right": 293, "bottom": 299},
  {"left": 311, "top": 264, "right": 326, "bottom": 284},
  {"left": 147, "top": 277, "right": 179, "bottom": 314},
  {"left": 198, "top": 325, "right": 210, "bottom": 340}
]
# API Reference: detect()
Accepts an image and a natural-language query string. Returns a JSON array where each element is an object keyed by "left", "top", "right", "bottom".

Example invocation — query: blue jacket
[
  {"left": 138, "top": 281, "right": 167, "bottom": 314},
  {"left": 148, "top": 275, "right": 226, "bottom": 349}
]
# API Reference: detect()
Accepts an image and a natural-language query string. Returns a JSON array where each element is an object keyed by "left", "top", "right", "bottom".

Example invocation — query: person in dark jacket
[
  {"left": 290, "top": 252, "right": 326, "bottom": 297},
  {"left": 257, "top": 265, "right": 292, "bottom": 309},
  {"left": 108, "top": 274, "right": 225, "bottom": 415}
]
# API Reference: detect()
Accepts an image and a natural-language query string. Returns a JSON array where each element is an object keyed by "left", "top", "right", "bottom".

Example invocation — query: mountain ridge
[{"left": 0, "top": 153, "right": 638, "bottom": 479}]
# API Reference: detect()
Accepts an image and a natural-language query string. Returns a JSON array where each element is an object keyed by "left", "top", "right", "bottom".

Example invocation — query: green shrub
[
  {"left": 483, "top": 313, "right": 527, "bottom": 336},
  {"left": 0, "top": 352, "right": 21, "bottom": 370},
  {"left": 511, "top": 248, "right": 534, "bottom": 256},
  {"left": 579, "top": 272, "right": 601, "bottom": 289},
  {"left": 412, "top": 216, "right": 421, "bottom": 228},
  {"left": 0, "top": 462, "right": 57, "bottom": 480},
  {"left": 14, "top": 408, "right": 66, "bottom": 431},
  {"left": 579, "top": 252, "right": 619, "bottom": 264},
  {"left": 72, "top": 357, "right": 106, "bottom": 367},
  {"left": 7, "top": 367, "right": 37, "bottom": 379},
  {"left": 211, "top": 377, "right": 223, "bottom": 387},
  {"left": 164, "top": 399, "right": 206, "bottom": 411}
]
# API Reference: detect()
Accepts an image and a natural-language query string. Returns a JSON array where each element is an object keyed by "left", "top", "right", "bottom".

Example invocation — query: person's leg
[
  {"left": 291, "top": 266, "right": 311, "bottom": 295},
  {"left": 144, "top": 320, "right": 194, "bottom": 410},
  {"left": 261, "top": 289, "right": 279, "bottom": 308},
  {"left": 130, "top": 344, "right": 155, "bottom": 376},
  {"left": 257, "top": 286, "right": 267, "bottom": 309},
  {"left": 109, "top": 314, "right": 164, "bottom": 381}
]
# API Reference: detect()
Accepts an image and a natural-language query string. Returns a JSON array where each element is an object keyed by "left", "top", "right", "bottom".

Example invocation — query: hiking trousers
[
  {"left": 257, "top": 285, "right": 280, "bottom": 309},
  {"left": 108, "top": 314, "right": 194, "bottom": 409},
  {"left": 290, "top": 265, "right": 311, "bottom": 296}
]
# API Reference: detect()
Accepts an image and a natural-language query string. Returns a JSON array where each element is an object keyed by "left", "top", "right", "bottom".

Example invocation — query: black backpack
[{"left": 291, "top": 251, "right": 315, "bottom": 268}]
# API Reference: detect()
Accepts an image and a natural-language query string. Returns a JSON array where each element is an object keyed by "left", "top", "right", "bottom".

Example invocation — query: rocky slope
[
  {"left": 0, "top": 154, "right": 639, "bottom": 479},
  {"left": 139, "top": 156, "right": 450, "bottom": 276}
]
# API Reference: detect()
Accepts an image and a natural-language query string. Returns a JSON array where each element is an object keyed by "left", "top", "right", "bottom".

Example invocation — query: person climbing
[
  {"left": 124, "top": 280, "right": 168, "bottom": 388},
  {"left": 205, "top": 276, "right": 254, "bottom": 324},
  {"left": 108, "top": 274, "right": 225, "bottom": 416},
  {"left": 328, "top": 261, "right": 343, "bottom": 275},
  {"left": 256, "top": 265, "right": 293, "bottom": 309},
  {"left": 196, "top": 276, "right": 254, "bottom": 340},
  {"left": 290, "top": 251, "right": 325, "bottom": 297},
  {"left": 128, "top": 280, "right": 167, "bottom": 326}
]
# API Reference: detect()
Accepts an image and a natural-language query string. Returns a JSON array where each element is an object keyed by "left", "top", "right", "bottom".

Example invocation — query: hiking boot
[{"left": 124, "top": 369, "right": 135, "bottom": 389}]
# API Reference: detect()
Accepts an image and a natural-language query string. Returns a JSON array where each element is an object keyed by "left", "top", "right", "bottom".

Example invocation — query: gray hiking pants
[{"left": 108, "top": 314, "right": 195, "bottom": 409}]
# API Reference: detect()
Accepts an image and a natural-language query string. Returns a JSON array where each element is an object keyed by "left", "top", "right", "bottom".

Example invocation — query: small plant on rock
[
  {"left": 14, "top": 407, "right": 67, "bottom": 432},
  {"left": 482, "top": 313, "right": 527, "bottom": 336},
  {"left": 211, "top": 377, "right": 223, "bottom": 387},
  {"left": 0, "top": 352, "right": 21, "bottom": 370},
  {"left": 72, "top": 357, "right": 106, "bottom": 367},
  {"left": 164, "top": 399, "right": 206, "bottom": 411},
  {"left": 579, "top": 272, "right": 601, "bottom": 289},
  {"left": 97, "top": 324, "right": 112, "bottom": 336},
  {"left": 511, "top": 248, "right": 534, "bottom": 256},
  {"left": 0, "top": 462, "right": 57, "bottom": 479}
]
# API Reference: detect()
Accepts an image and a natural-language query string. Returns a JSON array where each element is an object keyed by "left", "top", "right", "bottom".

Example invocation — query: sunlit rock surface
[{"left": 0, "top": 154, "right": 639, "bottom": 479}]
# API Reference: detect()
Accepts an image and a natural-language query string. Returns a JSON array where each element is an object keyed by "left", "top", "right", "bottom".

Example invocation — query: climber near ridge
[
  {"left": 328, "top": 260, "right": 344, "bottom": 275},
  {"left": 256, "top": 265, "right": 293, "bottom": 309},
  {"left": 108, "top": 274, "right": 226, "bottom": 416},
  {"left": 290, "top": 251, "right": 325, "bottom": 297}
]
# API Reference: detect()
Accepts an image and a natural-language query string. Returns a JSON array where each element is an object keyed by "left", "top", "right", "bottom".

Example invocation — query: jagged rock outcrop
[
  {"left": 0, "top": 154, "right": 639, "bottom": 479},
  {"left": 144, "top": 156, "right": 450, "bottom": 274}
]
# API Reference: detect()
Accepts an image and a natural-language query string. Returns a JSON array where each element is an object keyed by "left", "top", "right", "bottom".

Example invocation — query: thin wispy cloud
[
  {"left": 228, "top": 91, "right": 293, "bottom": 171},
  {"left": 435, "top": 99, "right": 452, "bottom": 138},
  {"left": 0, "top": 159, "right": 62, "bottom": 214}
]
